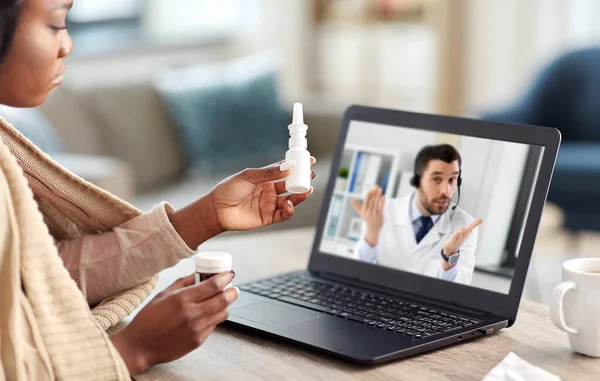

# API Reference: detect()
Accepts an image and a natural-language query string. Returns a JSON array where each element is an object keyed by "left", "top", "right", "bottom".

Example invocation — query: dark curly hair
[{"left": 0, "top": 0, "right": 22, "bottom": 63}]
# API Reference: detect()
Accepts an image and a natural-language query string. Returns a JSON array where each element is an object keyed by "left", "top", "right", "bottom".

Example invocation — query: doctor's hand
[
  {"left": 442, "top": 218, "right": 483, "bottom": 256},
  {"left": 351, "top": 186, "right": 385, "bottom": 246}
]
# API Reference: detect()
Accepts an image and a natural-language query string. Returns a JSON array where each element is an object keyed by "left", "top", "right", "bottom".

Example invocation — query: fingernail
[
  {"left": 279, "top": 161, "right": 297, "bottom": 171},
  {"left": 234, "top": 287, "right": 240, "bottom": 295},
  {"left": 287, "top": 200, "right": 294, "bottom": 208},
  {"left": 310, "top": 186, "right": 314, "bottom": 195},
  {"left": 231, "top": 270, "right": 236, "bottom": 278},
  {"left": 311, "top": 156, "right": 316, "bottom": 163}
]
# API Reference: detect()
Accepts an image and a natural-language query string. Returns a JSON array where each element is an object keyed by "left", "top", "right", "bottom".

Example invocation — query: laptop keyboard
[{"left": 239, "top": 274, "right": 482, "bottom": 340}]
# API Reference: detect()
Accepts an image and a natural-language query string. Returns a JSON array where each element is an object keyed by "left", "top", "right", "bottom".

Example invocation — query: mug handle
[{"left": 550, "top": 281, "right": 579, "bottom": 334}]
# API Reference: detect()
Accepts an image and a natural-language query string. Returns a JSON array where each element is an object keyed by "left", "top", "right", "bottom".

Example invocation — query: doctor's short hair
[{"left": 410, "top": 144, "right": 462, "bottom": 187}]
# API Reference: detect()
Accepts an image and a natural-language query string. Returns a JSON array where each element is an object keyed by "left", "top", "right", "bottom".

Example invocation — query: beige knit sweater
[{"left": 0, "top": 117, "right": 193, "bottom": 380}]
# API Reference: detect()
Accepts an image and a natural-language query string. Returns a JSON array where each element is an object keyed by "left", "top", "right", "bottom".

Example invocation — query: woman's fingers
[
  {"left": 272, "top": 200, "right": 295, "bottom": 224},
  {"left": 281, "top": 200, "right": 295, "bottom": 221},
  {"left": 178, "top": 272, "right": 234, "bottom": 303},
  {"left": 206, "top": 308, "right": 231, "bottom": 327},
  {"left": 242, "top": 161, "right": 297, "bottom": 185},
  {"left": 196, "top": 287, "right": 239, "bottom": 316}
]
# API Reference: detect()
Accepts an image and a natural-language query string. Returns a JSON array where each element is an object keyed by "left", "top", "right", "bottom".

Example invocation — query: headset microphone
[
  {"left": 451, "top": 173, "right": 462, "bottom": 210},
  {"left": 452, "top": 186, "right": 461, "bottom": 210}
]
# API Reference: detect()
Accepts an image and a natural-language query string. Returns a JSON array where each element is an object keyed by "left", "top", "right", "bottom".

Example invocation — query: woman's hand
[
  {"left": 209, "top": 158, "right": 316, "bottom": 232},
  {"left": 168, "top": 158, "right": 316, "bottom": 250},
  {"left": 110, "top": 272, "right": 238, "bottom": 375}
]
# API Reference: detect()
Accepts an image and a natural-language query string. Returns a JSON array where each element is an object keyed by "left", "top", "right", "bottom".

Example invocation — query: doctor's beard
[{"left": 419, "top": 193, "right": 452, "bottom": 215}]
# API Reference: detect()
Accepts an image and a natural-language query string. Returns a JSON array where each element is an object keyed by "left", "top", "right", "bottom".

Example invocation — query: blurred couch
[
  {"left": 482, "top": 47, "right": 600, "bottom": 233},
  {"left": 31, "top": 53, "right": 346, "bottom": 234}
]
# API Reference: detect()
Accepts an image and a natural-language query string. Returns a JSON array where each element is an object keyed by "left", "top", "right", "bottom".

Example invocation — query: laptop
[{"left": 226, "top": 105, "right": 561, "bottom": 364}]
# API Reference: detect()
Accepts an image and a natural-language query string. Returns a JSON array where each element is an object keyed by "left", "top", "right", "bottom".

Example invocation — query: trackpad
[{"left": 230, "top": 302, "right": 318, "bottom": 328}]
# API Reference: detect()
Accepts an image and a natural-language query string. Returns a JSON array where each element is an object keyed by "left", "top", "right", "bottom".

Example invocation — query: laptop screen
[{"left": 318, "top": 120, "right": 544, "bottom": 294}]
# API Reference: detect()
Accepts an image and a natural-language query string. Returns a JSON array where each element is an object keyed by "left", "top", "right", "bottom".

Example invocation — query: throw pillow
[{"left": 153, "top": 52, "right": 288, "bottom": 174}]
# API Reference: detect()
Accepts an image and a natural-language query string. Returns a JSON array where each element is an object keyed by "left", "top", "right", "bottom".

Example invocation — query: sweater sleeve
[{"left": 56, "top": 202, "right": 195, "bottom": 306}]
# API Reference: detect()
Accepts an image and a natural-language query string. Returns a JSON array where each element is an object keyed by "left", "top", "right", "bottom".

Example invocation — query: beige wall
[
  {"left": 434, "top": 133, "right": 461, "bottom": 149},
  {"left": 252, "top": 0, "right": 314, "bottom": 100}
]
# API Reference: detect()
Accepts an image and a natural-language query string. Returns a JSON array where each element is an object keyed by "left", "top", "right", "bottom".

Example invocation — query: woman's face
[{"left": 0, "top": 0, "right": 73, "bottom": 107}]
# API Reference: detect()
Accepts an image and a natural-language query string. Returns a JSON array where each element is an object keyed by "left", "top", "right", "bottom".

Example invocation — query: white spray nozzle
[
  {"left": 288, "top": 102, "right": 308, "bottom": 149},
  {"left": 292, "top": 103, "right": 304, "bottom": 125}
]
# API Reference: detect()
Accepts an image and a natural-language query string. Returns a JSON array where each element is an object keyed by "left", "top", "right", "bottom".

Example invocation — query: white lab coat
[{"left": 354, "top": 193, "right": 478, "bottom": 284}]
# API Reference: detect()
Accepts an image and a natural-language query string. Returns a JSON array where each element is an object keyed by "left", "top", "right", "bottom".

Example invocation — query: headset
[{"left": 410, "top": 165, "right": 462, "bottom": 210}]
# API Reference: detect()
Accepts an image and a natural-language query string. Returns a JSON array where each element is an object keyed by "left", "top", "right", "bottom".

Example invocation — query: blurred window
[
  {"left": 67, "top": 0, "right": 141, "bottom": 23},
  {"left": 66, "top": 0, "right": 257, "bottom": 55}
]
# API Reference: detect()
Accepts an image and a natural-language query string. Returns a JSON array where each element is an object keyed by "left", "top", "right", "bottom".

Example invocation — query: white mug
[{"left": 550, "top": 258, "right": 600, "bottom": 357}]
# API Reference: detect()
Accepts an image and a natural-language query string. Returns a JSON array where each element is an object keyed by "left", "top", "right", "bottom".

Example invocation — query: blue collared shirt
[
  {"left": 357, "top": 193, "right": 459, "bottom": 281},
  {"left": 409, "top": 192, "right": 441, "bottom": 234}
]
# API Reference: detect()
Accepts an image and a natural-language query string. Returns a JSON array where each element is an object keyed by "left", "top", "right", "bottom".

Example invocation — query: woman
[{"left": 0, "top": 0, "right": 315, "bottom": 379}]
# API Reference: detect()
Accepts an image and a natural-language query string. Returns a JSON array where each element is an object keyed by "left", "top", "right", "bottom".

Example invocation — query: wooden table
[{"left": 134, "top": 227, "right": 600, "bottom": 381}]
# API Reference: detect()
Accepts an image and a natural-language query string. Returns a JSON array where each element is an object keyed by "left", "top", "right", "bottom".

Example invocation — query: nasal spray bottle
[{"left": 285, "top": 103, "right": 311, "bottom": 194}]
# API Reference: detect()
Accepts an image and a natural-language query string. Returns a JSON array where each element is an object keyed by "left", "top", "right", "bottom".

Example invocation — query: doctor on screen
[{"left": 352, "top": 144, "right": 483, "bottom": 284}]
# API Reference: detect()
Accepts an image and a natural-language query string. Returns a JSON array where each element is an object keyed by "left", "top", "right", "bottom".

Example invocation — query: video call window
[{"left": 319, "top": 121, "right": 544, "bottom": 294}]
